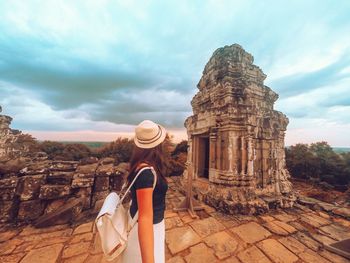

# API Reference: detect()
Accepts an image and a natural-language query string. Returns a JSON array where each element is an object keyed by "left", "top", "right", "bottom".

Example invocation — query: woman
[{"left": 121, "top": 120, "right": 168, "bottom": 263}]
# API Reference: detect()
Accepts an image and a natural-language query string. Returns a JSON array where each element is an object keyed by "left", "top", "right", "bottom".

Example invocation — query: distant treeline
[
  {"left": 11, "top": 135, "right": 350, "bottom": 187},
  {"left": 35, "top": 137, "right": 188, "bottom": 177},
  {"left": 285, "top": 141, "right": 350, "bottom": 187}
]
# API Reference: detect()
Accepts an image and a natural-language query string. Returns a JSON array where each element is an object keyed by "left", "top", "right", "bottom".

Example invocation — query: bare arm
[{"left": 136, "top": 188, "right": 154, "bottom": 263}]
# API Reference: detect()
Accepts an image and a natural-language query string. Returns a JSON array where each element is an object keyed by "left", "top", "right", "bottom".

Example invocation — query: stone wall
[
  {"left": 0, "top": 106, "right": 129, "bottom": 226},
  {"left": 0, "top": 156, "right": 128, "bottom": 225}
]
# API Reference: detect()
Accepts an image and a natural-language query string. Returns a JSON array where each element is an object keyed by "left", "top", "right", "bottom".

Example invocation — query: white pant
[{"left": 120, "top": 219, "right": 165, "bottom": 263}]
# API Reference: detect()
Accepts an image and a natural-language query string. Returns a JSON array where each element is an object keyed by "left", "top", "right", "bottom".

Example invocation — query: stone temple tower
[{"left": 183, "top": 44, "right": 294, "bottom": 214}]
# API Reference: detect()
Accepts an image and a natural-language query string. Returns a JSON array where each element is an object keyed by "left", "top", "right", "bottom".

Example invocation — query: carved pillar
[
  {"left": 228, "top": 135, "right": 233, "bottom": 172},
  {"left": 209, "top": 132, "right": 217, "bottom": 169},
  {"left": 187, "top": 137, "right": 193, "bottom": 179},
  {"left": 241, "top": 136, "right": 247, "bottom": 175},
  {"left": 247, "top": 137, "right": 254, "bottom": 176},
  {"left": 192, "top": 136, "right": 198, "bottom": 179},
  {"left": 232, "top": 135, "right": 238, "bottom": 175},
  {"left": 216, "top": 133, "right": 221, "bottom": 170}
]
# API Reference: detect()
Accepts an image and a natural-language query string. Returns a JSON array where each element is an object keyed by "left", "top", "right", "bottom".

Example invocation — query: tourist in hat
[{"left": 121, "top": 120, "right": 168, "bottom": 263}]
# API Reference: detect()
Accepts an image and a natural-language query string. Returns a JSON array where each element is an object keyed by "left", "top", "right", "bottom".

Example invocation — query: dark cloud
[
  {"left": 0, "top": 33, "right": 196, "bottom": 128},
  {"left": 270, "top": 53, "right": 350, "bottom": 97}
]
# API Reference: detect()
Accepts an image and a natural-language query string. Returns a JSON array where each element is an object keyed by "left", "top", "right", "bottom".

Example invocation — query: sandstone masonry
[{"left": 183, "top": 44, "right": 295, "bottom": 214}]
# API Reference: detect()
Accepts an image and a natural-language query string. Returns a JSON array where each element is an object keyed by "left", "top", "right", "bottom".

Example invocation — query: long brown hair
[{"left": 127, "top": 143, "right": 167, "bottom": 185}]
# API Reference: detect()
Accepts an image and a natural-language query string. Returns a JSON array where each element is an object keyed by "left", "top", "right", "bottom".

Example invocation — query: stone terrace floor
[{"left": 1, "top": 177, "right": 350, "bottom": 263}]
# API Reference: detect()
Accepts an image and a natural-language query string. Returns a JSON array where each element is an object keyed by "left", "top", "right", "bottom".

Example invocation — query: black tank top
[{"left": 129, "top": 168, "right": 168, "bottom": 224}]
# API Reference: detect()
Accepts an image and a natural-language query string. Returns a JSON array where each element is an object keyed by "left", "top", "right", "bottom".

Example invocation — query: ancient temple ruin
[
  {"left": 0, "top": 106, "right": 128, "bottom": 224},
  {"left": 0, "top": 106, "right": 23, "bottom": 160},
  {"left": 183, "top": 44, "right": 294, "bottom": 214}
]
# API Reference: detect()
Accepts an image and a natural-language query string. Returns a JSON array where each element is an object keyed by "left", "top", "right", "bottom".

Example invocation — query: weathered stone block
[
  {"left": 75, "top": 187, "right": 92, "bottom": 209},
  {"left": 44, "top": 199, "right": 66, "bottom": 214},
  {"left": 96, "top": 163, "right": 114, "bottom": 177},
  {"left": 75, "top": 163, "right": 99, "bottom": 174},
  {"left": 20, "top": 161, "right": 50, "bottom": 175},
  {"left": 0, "top": 177, "right": 18, "bottom": 188},
  {"left": 92, "top": 191, "right": 109, "bottom": 207},
  {"left": 47, "top": 171, "right": 73, "bottom": 185},
  {"left": 332, "top": 207, "right": 350, "bottom": 219},
  {"left": 79, "top": 156, "right": 99, "bottom": 165},
  {"left": 94, "top": 176, "right": 109, "bottom": 191},
  {"left": 0, "top": 187, "right": 16, "bottom": 201},
  {"left": 17, "top": 174, "right": 46, "bottom": 201},
  {"left": 39, "top": 185, "right": 71, "bottom": 200},
  {"left": 18, "top": 200, "right": 45, "bottom": 221},
  {"left": 110, "top": 175, "right": 124, "bottom": 191},
  {"left": 0, "top": 200, "right": 16, "bottom": 222},
  {"left": 49, "top": 161, "right": 78, "bottom": 172},
  {"left": 115, "top": 162, "right": 129, "bottom": 175},
  {"left": 20, "top": 244, "right": 64, "bottom": 263},
  {"left": 71, "top": 174, "right": 94, "bottom": 188},
  {"left": 35, "top": 198, "right": 83, "bottom": 228},
  {"left": 100, "top": 157, "right": 115, "bottom": 165},
  {"left": 0, "top": 176, "right": 18, "bottom": 201}
]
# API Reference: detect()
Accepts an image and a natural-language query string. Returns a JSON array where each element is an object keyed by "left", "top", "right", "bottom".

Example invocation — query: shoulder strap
[
  {"left": 119, "top": 166, "right": 157, "bottom": 204},
  {"left": 127, "top": 166, "right": 157, "bottom": 230}
]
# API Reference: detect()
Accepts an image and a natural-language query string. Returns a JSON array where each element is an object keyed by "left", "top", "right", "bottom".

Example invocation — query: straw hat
[{"left": 134, "top": 120, "right": 166, "bottom": 149}]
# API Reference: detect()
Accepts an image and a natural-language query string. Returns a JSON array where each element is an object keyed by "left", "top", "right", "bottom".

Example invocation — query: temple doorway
[{"left": 197, "top": 136, "right": 210, "bottom": 179}]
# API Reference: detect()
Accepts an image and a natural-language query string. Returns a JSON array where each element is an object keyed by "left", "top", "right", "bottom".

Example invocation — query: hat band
[{"left": 136, "top": 125, "right": 163, "bottom": 145}]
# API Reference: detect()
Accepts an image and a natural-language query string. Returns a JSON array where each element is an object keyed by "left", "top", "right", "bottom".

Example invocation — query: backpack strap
[
  {"left": 127, "top": 166, "right": 157, "bottom": 230},
  {"left": 119, "top": 165, "right": 157, "bottom": 204}
]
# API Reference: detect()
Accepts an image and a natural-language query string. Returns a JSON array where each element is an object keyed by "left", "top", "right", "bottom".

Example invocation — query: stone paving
[{"left": 1, "top": 178, "right": 350, "bottom": 263}]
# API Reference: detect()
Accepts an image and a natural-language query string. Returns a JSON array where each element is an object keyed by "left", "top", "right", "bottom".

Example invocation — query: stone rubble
[{"left": 0, "top": 154, "right": 127, "bottom": 225}]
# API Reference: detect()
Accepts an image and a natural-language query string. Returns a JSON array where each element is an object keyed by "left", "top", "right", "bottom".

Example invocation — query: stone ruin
[
  {"left": 0, "top": 106, "right": 25, "bottom": 160},
  {"left": 0, "top": 107, "right": 128, "bottom": 226},
  {"left": 182, "top": 44, "right": 295, "bottom": 215}
]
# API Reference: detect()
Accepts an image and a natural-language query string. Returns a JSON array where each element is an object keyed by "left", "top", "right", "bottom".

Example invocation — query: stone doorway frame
[{"left": 192, "top": 133, "right": 210, "bottom": 180}]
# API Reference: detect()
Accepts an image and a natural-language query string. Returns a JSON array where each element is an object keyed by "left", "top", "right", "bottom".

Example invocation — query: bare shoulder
[{"left": 137, "top": 162, "right": 152, "bottom": 170}]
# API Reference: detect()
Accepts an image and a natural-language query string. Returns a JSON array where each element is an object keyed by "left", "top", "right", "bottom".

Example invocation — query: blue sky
[{"left": 0, "top": 0, "right": 350, "bottom": 146}]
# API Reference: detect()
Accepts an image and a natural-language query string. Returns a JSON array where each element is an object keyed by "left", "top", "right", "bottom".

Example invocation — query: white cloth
[{"left": 120, "top": 218, "right": 165, "bottom": 263}]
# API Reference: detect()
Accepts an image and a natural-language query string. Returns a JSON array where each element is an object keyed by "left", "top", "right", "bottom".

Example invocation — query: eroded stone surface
[
  {"left": 237, "top": 245, "right": 272, "bottom": 263},
  {"left": 203, "top": 231, "right": 240, "bottom": 259},
  {"left": 0, "top": 252, "right": 25, "bottom": 263},
  {"left": 166, "top": 226, "right": 201, "bottom": 254},
  {"left": 257, "top": 239, "right": 299, "bottom": 263},
  {"left": 20, "top": 243, "right": 64, "bottom": 263},
  {"left": 0, "top": 229, "right": 19, "bottom": 242},
  {"left": 189, "top": 217, "right": 225, "bottom": 238},
  {"left": 319, "top": 224, "right": 350, "bottom": 241},
  {"left": 263, "top": 221, "right": 289, "bottom": 236},
  {"left": 165, "top": 216, "right": 184, "bottom": 230},
  {"left": 230, "top": 222, "right": 271, "bottom": 244},
  {"left": 184, "top": 243, "right": 217, "bottom": 263},
  {"left": 73, "top": 222, "right": 93, "bottom": 235},
  {"left": 62, "top": 242, "right": 90, "bottom": 258}
]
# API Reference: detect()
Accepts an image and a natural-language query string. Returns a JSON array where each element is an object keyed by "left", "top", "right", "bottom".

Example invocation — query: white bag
[{"left": 95, "top": 166, "right": 157, "bottom": 261}]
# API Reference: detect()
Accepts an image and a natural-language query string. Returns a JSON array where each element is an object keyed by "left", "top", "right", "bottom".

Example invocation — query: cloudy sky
[{"left": 0, "top": 0, "right": 350, "bottom": 146}]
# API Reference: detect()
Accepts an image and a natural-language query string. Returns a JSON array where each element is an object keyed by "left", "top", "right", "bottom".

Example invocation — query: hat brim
[{"left": 134, "top": 124, "right": 166, "bottom": 149}]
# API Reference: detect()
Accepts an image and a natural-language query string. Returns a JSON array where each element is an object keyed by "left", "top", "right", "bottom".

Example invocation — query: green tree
[
  {"left": 285, "top": 143, "right": 319, "bottom": 179},
  {"left": 96, "top": 137, "right": 134, "bottom": 162},
  {"left": 286, "top": 141, "right": 350, "bottom": 186},
  {"left": 62, "top": 143, "right": 91, "bottom": 161},
  {"left": 39, "top": 141, "right": 66, "bottom": 160}
]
